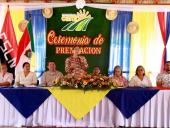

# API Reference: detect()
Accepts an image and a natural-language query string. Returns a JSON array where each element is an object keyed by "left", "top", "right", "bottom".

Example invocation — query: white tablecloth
[{"left": 0, "top": 90, "right": 170, "bottom": 127}]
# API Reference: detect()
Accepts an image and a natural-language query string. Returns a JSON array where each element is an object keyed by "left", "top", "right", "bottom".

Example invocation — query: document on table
[{"left": 24, "top": 85, "right": 37, "bottom": 87}]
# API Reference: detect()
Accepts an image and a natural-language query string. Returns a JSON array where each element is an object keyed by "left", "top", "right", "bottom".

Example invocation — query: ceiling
[{"left": 1, "top": 0, "right": 170, "bottom": 4}]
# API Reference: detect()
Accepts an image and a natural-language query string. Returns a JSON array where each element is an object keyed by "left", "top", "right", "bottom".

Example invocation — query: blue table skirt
[
  {"left": 0, "top": 87, "right": 51, "bottom": 118},
  {"left": 106, "top": 87, "right": 159, "bottom": 118},
  {"left": 0, "top": 87, "right": 159, "bottom": 119}
]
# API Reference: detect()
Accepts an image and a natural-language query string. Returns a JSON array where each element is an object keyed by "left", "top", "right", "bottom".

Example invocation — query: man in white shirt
[
  {"left": 0, "top": 63, "right": 13, "bottom": 86},
  {"left": 41, "top": 61, "right": 63, "bottom": 86},
  {"left": 157, "top": 61, "right": 170, "bottom": 87},
  {"left": 15, "top": 62, "right": 37, "bottom": 86}
]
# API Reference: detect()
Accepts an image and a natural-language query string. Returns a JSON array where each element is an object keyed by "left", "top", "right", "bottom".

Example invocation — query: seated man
[
  {"left": 41, "top": 61, "right": 63, "bottom": 86},
  {"left": 157, "top": 61, "right": 170, "bottom": 87},
  {"left": 0, "top": 63, "right": 13, "bottom": 86},
  {"left": 92, "top": 66, "right": 101, "bottom": 76},
  {"left": 15, "top": 62, "right": 37, "bottom": 86}
]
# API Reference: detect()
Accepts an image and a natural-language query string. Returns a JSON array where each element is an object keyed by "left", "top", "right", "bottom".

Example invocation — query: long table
[{"left": 0, "top": 87, "right": 169, "bottom": 127}]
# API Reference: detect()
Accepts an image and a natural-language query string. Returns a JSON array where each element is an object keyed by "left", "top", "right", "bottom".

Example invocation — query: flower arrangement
[{"left": 52, "top": 74, "right": 119, "bottom": 89}]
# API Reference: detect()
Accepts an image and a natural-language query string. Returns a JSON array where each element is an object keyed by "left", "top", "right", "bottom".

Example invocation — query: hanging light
[{"left": 76, "top": 0, "right": 86, "bottom": 9}]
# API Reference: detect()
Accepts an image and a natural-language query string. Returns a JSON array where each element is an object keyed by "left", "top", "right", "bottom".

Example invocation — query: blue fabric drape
[
  {"left": 0, "top": 87, "right": 51, "bottom": 118},
  {"left": 106, "top": 87, "right": 159, "bottom": 118},
  {"left": 166, "top": 12, "right": 170, "bottom": 61},
  {"left": 108, "top": 11, "right": 132, "bottom": 79},
  {"left": 25, "top": 10, "right": 46, "bottom": 78}
]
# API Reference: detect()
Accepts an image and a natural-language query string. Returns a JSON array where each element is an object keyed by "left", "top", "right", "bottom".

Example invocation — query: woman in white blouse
[
  {"left": 129, "top": 65, "right": 152, "bottom": 87},
  {"left": 15, "top": 62, "right": 37, "bottom": 86}
]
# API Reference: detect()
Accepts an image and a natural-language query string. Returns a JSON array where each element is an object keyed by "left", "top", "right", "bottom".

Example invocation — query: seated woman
[
  {"left": 110, "top": 65, "right": 128, "bottom": 87},
  {"left": 15, "top": 62, "right": 37, "bottom": 86},
  {"left": 92, "top": 66, "right": 101, "bottom": 76},
  {"left": 129, "top": 65, "right": 152, "bottom": 87},
  {"left": 65, "top": 46, "right": 88, "bottom": 78}
]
